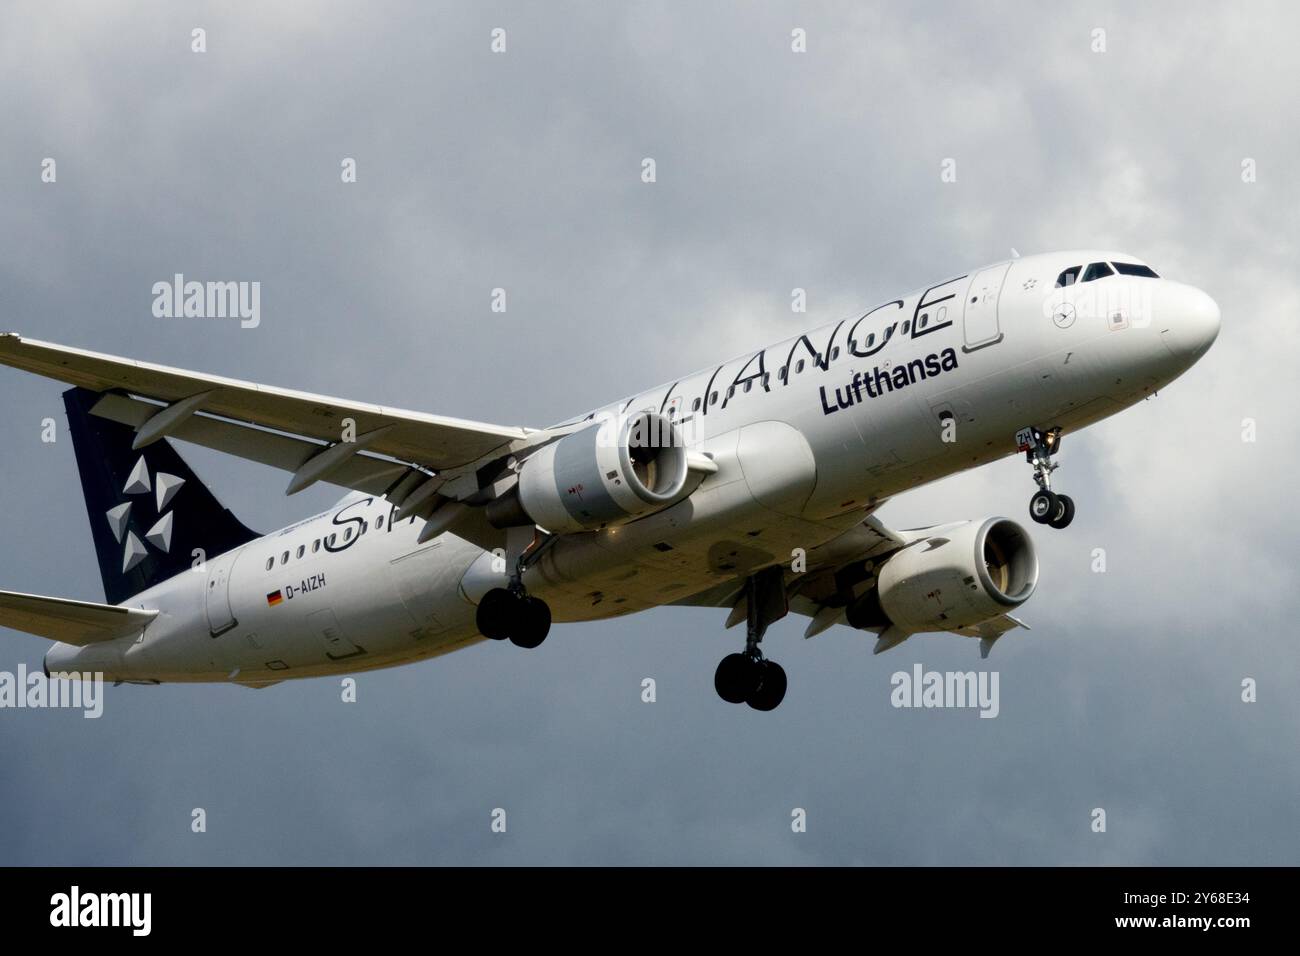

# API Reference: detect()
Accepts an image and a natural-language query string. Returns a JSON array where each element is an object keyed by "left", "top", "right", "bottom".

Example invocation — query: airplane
[{"left": 0, "top": 250, "right": 1219, "bottom": 710}]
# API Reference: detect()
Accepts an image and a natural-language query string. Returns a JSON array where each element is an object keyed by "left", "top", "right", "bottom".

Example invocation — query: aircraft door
[
  {"left": 963, "top": 263, "right": 1011, "bottom": 352},
  {"left": 204, "top": 548, "right": 242, "bottom": 636}
]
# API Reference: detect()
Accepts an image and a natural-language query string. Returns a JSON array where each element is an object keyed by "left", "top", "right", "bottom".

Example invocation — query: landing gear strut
[
  {"left": 714, "top": 567, "right": 788, "bottom": 711},
  {"left": 1018, "top": 426, "right": 1075, "bottom": 529},
  {"left": 475, "top": 530, "right": 555, "bottom": 648}
]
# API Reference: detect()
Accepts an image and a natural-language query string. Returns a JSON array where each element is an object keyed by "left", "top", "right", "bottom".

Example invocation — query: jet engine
[
  {"left": 847, "top": 518, "right": 1038, "bottom": 633},
  {"left": 489, "top": 411, "right": 689, "bottom": 533}
]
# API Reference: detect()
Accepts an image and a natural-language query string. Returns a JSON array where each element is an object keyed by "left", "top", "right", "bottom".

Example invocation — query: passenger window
[
  {"left": 795, "top": 359, "right": 805, "bottom": 374},
  {"left": 312, "top": 540, "right": 320, "bottom": 553},
  {"left": 778, "top": 366, "right": 788, "bottom": 382},
  {"left": 1081, "top": 262, "right": 1114, "bottom": 282},
  {"left": 265, "top": 557, "right": 274, "bottom": 571},
  {"left": 1112, "top": 262, "right": 1160, "bottom": 278},
  {"left": 376, "top": 514, "right": 384, "bottom": 529},
  {"left": 280, "top": 551, "right": 289, "bottom": 565},
  {"left": 1055, "top": 266, "right": 1082, "bottom": 287},
  {"left": 831, "top": 346, "right": 840, "bottom": 360},
  {"left": 743, "top": 380, "right": 752, "bottom": 393},
  {"left": 692, "top": 397, "right": 702, "bottom": 412},
  {"left": 727, "top": 385, "right": 735, "bottom": 399},
  {"left": 709, "top": 391, "right": 718, "bottom": 406},
  {"left": 327, "top": 534, "right": 337, "bottom": 547},
  {"left": 296, "top": 545, "right": 305, "bottom": 559}
]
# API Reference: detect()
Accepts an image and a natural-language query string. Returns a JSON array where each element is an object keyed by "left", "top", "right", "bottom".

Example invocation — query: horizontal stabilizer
[{"left": 0, "top": 589, "right": 157, "bottom": 646}]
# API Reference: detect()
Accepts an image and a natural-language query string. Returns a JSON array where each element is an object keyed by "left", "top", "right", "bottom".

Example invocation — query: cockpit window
[
  {"left": 1055, "top": 266, "right": 1082, "bottom": 288},
  {"left": 1081, "top": 261, "right": 1114, "bottom": 282},
  {"left": 1111, "top": 261, "right": 1160, "bottom": 278}
]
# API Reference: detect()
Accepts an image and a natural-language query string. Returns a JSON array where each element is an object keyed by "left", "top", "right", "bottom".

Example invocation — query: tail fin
[{"left": 63, "top": 387, "right": 260, "bottom": 604}]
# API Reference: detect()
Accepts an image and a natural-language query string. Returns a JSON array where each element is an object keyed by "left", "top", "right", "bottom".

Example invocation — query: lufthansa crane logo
[{"left": 103, "top": 456, "right": 185, "bottom": 573}]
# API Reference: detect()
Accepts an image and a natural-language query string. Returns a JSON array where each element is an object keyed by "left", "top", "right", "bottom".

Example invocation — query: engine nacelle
[
  {"left": 849, "top": 517, "right": 1038, "bottom": 633},
  {"left": 509, "top": 411, "right": 689, "bottom": 533}
]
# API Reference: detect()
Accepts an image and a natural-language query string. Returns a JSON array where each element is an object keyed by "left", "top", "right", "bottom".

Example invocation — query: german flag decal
[{"left": 266, "top": 590, "right": 284, "bottom": 607}]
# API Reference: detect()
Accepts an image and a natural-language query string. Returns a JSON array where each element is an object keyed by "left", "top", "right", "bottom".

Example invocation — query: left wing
[{"left": 0, "top": 333, "right": 543, "bottom": 512}]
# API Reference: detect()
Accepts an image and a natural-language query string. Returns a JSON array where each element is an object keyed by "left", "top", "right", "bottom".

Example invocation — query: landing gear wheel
[
  {"left": 714, "top": 653, "right": 760, "bottom": 704},
  {"left": 1048, "top": 493, "right": 1075, "bottom": 530},
  {"left": 508, "top": 596, "right": 552, "bottom": 649},
  {"left": 1029, "top": 489, "right": 1059, "bottom": 525},
  {"left": 476, "top": 588, "right": 515, "bottom": 640},
  {"left": 746, "top": 660, "right": 788, "bottom": 712}
]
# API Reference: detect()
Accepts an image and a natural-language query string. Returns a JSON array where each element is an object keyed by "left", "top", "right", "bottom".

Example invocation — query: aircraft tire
[
  {"left": 1049, "top": 494, "right": 1076, "bottom": 530},
  {"left": 476, "top": 588, "right": 516, "bottom": 640},
  {"left": 1029, "top": 489, "right": 1059, "bottom": 524},
  {"left": 714, "top": 653, "right": 760, "bottom": 704},
  {"left": 746, "top": 661, "right": 788, "bottom": 712},
  {"left": 508, "top": 596, "right": 551, "bottom": 649}
]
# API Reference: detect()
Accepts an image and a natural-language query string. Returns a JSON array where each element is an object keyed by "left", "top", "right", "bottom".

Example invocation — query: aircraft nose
[{"left": 1160, "top": 284, "right": 1221, "bottom": 363}]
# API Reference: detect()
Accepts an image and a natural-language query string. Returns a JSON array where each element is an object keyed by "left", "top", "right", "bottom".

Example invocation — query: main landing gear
[
  {"left": 476, "top": 586, "right": 551, "bottom": 648},
  {"left": 476, "top": 531, "right": 555, "bottom": 649},
  {"left": 1018, "top": 426, "right": 1075, "bottom": 530},
  {"left": 714, "top": 567, "right": 788, "bottom": 711}
]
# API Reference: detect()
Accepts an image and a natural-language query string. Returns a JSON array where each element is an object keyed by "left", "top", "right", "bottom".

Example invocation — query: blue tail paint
[{"left": 63, "top": 387, "right": 259, "bottom": 604}]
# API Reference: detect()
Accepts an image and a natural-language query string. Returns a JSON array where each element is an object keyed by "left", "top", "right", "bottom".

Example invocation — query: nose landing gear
[
  {"left": 1018, "top": 426, "right": 1074, "bottom": 529},
  {"left": 714, "top": 566, "right": 789, "bottom": 711}
]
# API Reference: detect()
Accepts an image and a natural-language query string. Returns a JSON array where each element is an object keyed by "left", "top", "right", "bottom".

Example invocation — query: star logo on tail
[{"left": 105, "top": 456, "right": 186, "bottom": 572}]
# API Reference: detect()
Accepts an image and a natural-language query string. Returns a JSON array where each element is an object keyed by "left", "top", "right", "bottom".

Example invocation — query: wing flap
[{"left": 0, "top": 589, "right": 158, "bottom": 645}]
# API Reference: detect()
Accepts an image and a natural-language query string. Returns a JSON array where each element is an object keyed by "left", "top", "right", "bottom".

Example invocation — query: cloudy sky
[{"left": 1, "top": 0, "right": 1296, "bottom": 865}]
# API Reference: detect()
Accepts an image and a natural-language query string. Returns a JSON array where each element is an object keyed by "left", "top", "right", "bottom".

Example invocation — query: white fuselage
[{"left": 46, "top": 250, "right": 1220, "bottom": 683}]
